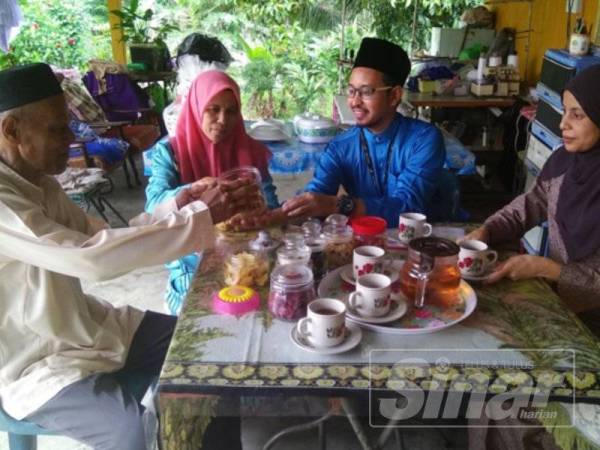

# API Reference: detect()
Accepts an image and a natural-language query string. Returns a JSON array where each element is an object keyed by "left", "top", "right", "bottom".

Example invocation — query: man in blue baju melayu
[{"left": 282, "top": 37, "right": 446, "bottom": 226}]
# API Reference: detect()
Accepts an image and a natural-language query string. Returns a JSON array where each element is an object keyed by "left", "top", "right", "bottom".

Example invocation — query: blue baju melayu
[{"left": 305, "top": 113, "right": 446, "bottom": 226}]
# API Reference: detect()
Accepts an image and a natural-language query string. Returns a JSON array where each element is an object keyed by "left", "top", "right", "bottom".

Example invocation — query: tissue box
[
  {"left": 470, "top": 82, "right": 494, "bottom": 97},
  {"left": 495, "top": 82, "right": 509, "bottom": 97}
]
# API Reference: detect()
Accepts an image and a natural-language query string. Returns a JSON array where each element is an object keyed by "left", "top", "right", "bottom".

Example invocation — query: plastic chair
[{"left": 0, "top": 371, "right": 156, "bottom": 450}]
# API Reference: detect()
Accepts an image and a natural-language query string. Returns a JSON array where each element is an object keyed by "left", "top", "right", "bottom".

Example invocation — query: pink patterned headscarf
[{"left": 170, "top": 70, "right": 271, "bottom": 184}]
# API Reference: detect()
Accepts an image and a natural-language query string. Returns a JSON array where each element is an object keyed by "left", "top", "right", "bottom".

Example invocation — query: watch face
[{"left": 338, "top": 195, "right": 354, "bottom": 215}]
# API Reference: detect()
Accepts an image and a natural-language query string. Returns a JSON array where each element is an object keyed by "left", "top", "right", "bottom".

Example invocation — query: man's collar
[
  {"left": 363, "top": 113, "right": 401, "bottom": 141},
  {"left": 0, "top": 158, "right": 44, "bottom": 202}
]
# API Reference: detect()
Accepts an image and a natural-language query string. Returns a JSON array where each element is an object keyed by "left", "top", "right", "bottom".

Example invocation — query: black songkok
[
  {"left": 0, "top": 63, "right": 63, "bottom": 112},
  {"left": 353, "top": 37, "right": 411, "bottom": 86}
]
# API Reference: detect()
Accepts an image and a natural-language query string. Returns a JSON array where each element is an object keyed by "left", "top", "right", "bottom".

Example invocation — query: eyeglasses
[{"left": 346, "top": 85, "right": 393, "bottom": 99}]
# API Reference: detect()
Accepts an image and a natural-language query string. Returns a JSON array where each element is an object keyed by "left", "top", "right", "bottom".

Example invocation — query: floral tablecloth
[{"left": 158, "top": 226, "right": 600, "bottom": 450}]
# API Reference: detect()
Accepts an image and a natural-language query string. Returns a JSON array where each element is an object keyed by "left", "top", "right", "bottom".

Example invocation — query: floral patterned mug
[
  {"left": 458, "top": 240, "right": 498, "bottom": 277},
  {"left": 352, "top": 245, "right": 390, "bottom": 281},
  {"left": 398, "top": 213, "right": 433, "bottom": 243}
]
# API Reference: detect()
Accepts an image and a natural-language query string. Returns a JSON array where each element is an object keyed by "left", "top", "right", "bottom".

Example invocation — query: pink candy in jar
[{"left": 268, "top": 263, "right": 315, "bottom": 320}]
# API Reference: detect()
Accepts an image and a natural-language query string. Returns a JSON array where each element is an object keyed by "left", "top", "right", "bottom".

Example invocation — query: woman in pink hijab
[{"left": 145, "top": 70, "right": 279, "bottom": 314}]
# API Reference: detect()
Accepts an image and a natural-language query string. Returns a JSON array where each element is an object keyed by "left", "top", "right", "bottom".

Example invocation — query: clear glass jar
[
  {"left": 399, "top": 237, "right": 461, "bottom": 309},
  {"left": 222, "top": 239, "right": 270, "bottom": 288},
  {"left": 351, "top": 216, "right": 387, "bottom": 249},
  {"left": 268, "top": 264, "right": 315, "bottom": 320},
  {"left": 302, "top": 219, "right": 326, "bottom": 282},
  {"left": 249, "top": 230, "right": 280, "bottom": 269},
  {"left": 322, "top": 214, "right": 354, "bottom": 271},
  {"left": 276, "top": 232, "right": 312, "bottom": 268},
  {"left": 218, "top": 166, "right": 266, "bottom": 210}
]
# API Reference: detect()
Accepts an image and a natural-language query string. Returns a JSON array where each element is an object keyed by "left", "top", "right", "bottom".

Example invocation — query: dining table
[{"left": 157, "top": 225, "right": 600, "bottom": 450}]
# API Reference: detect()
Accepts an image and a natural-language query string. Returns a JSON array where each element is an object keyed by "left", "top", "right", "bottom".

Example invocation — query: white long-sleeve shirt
[{"left": 0, "top": 160, "right": 215, "bottom": 419}]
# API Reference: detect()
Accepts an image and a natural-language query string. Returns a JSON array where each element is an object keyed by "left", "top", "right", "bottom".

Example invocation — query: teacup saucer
[
  {"left": 340, "top": 264, "right": 400, "bottom": 286},
  {"left": 346, "top": 299, "right": 407, "bottom": 324},
  {"left": 461, "top": 271, "right": 493, "bottom": 282},
  {"left": 290, "top": 322, "right": 362, "bottom": 355},
  {"left": 385, "top": 235, "right": 408, "bottom": 250}
]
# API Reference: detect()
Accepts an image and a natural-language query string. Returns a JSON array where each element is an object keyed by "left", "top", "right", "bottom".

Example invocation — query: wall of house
[{"left": 489, "top": 0, "right": 598, "bottom": 85}]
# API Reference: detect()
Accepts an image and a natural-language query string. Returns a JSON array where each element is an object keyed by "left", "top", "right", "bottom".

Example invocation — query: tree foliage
[
  {"left": 0, "top": 0, "right": 112, "bottom": 70},
  {"left": 170, "top": 0, "right": 480, "bottom": 119},
  {"left": 0, "top": 0, "right": 479, "bottom": 119}
]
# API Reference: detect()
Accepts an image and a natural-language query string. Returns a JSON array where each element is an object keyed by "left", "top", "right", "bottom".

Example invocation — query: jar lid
[
  {"left": 324, "top": 213, "right": 348, "bottom": 227},
  {"left": 277, "top": 244, "right": 311, "bottom": 263},
  {"left": 249, "top": 230, "right": 280, "bottom": 253},
  {"left": 270, "top": 263, "right": 313, "bottom": 289},
  {"left": 351, "top": 216, "right": 387, "bottom": 235},
  {"left": 282, "top": 232, "right": 306, "bottom": 247},
  {"left": 218, "top": 166, "right": 262, "bottom": 184},
  {"left": 409, "top": 237, "right": 459, "bottom": 258},
  {"left": 322, "top": 213, "right": 353, "bottom": 240},
  {"left": 301, "top": 219, "right": 322, "bottom": 239}
]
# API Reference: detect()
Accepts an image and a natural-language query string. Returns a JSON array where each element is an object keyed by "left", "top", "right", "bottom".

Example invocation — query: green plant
[
  {"left": 110, "top": 0, "right": 178, "bottom": 45},
  {"left": 0, "top": 0, "right": 112, "bottom": 70},
  {"left": 164, "top": 0, "right": 482, "bottom": 119}
]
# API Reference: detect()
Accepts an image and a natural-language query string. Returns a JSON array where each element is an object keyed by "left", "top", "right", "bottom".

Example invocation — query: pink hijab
[{"left": 170, "top": 70, "right": 271, "bottom": 184}]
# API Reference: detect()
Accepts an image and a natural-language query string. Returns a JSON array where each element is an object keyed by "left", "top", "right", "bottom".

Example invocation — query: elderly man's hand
[
  {"left": 484, "top": 255, "right": 562, "bottom": 284},
  {"left": 461, "top": 226, "right": 490, "bottom": 244},
  {"left": 175, "top": 179, "right": 260, "bottom": 224},
  {"left": 282, "top": 192, "right": 338, "bottom": 219},
  {"left": 190, "top": 176, "right": 217, "bottom": 191},
  {"left": 226, "top": 208, "right": 287, "bottom": 231}
]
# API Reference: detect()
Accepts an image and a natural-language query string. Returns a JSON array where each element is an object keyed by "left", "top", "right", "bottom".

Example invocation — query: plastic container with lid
[
  {"left": 351, "top": 216, "right": 387, "bottom": 249},
  {"left": 218, "top": 166, "right": 265, "bottom": 210},
  {"left": 302, "top": 219, "right": 326, "bottom": 281},
  {"left": 268, "top": 263, "right": 316, "bottom": 320},
  {"left": 322, "top": 214, "right": 354, "bottom": 270},
  {"left": 212, "top": 285, "right": 260, "bottom": 315},
  {"left": 276, "top": 232, "right": 312, "bottom": 268}
]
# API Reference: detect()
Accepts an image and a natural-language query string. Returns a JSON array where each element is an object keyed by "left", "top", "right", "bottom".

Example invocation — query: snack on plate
[{"left": 224, "top": 251, "right": 269, "bottom": 287}]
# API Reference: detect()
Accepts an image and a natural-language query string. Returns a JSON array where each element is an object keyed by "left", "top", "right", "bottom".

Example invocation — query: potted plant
[{"left": 110, "top": 0, "right": 178, "bottom": 71}]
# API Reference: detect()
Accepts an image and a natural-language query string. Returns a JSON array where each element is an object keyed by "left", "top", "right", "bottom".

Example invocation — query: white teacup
[
  {"left": 398, "top": 213, "right": 433, "bottom": 243},
  {"left": 296, "top": 298, "right": 346, "bottom": 348},
  {"left": 459, "top": 240, "right": 498, "bottom": 277},
  {"left": 348, "top": 273, "right": 392, "bottom": 318},
  {"left": 353, "top": 245, "right": 389, "bottom": 281}
]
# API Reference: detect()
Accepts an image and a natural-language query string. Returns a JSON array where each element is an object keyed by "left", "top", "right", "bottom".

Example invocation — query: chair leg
[
  {"left": 97, "top": 196, "right": 128, "bottom": 226},
  {"left": 88, "top": 196, "right": 111, "bottom": 223},
  {"left": 127, "top": 152, "right": 142, "bottom": 186},
  {"left": 263, "top": 411, "right": 334, "bottom": 450},
  {"left": 121, "top": 159, "right": 133, "bottom": 189},
  {"left": 8, "top": 433, "right": 37, "bottom": 450}
]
